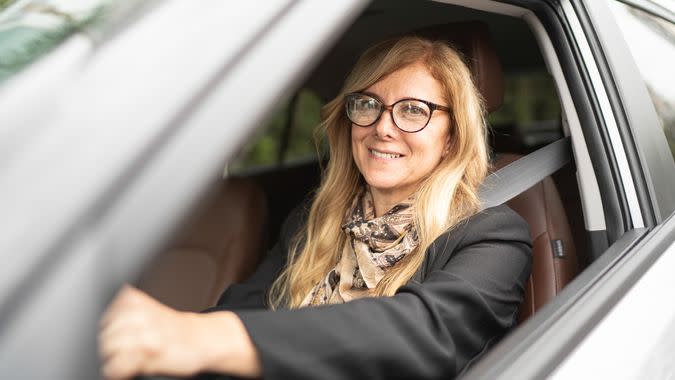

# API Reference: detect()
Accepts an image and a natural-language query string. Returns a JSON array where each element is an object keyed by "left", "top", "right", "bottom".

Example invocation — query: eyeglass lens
[{"left": 346, "top": 94, "right": 432, "bottom": 132}]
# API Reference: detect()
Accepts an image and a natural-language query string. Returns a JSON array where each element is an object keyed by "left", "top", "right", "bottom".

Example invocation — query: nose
[{"left": 373, "top": 108, "right": 398, "bottom": 139}]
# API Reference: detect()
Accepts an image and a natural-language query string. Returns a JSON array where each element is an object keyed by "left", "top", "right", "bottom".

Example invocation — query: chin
[{"left": 364, "top": 179, "right": 401, "bottom": 192}]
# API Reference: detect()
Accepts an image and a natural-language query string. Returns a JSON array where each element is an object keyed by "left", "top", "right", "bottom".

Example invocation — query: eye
[
  {"left": 405, "top": 104, "right": 424, "bottom": 114},
  {"left": 398, "top": 101, "right": 429, "bottom": 118}
]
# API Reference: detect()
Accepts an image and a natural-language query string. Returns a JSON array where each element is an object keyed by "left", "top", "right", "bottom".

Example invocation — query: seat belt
[
  {"left": 479, "top": 136, "right": 572, "bottom": 210},
  {"left": 413, "top": 136, "right": 573, "bottom": 282}
]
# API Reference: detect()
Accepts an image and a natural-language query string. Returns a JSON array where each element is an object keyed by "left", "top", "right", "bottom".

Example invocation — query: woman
[{"left": 99, "top": 36, "right": 532, "bottom": 380}]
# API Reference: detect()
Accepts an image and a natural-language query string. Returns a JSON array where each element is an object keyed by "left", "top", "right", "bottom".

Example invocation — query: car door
[
  {"left": 550, "top": 0, "right": 675, "bottom": 377},
  {"left": 0, "top": 1, "right": 367, "bottom": 378},
  {"left": 461, "top": 0, "right": 675, "bottom": 378}
]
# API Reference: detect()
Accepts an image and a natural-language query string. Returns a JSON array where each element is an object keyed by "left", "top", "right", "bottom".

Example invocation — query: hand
[{"left": 98, "top": 286, "right": 207, "bottom": 380}]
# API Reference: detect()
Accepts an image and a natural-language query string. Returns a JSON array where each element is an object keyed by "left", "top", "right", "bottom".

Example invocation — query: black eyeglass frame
[{"left": 344, "top": 92, "right": 451, "bottom": 133}]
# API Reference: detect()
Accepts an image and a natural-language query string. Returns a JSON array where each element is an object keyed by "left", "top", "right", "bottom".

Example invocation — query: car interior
[{"left": 137, "top": 0, "right": 589, "bottom": 328}]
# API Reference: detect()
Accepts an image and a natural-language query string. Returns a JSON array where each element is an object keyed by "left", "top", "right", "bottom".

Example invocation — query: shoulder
[
  {"left": 425, "top": 204, "right": 532, "bottom": 271},
  {"left": 455, "top": 204, "right": 531, "bottom": 247}
]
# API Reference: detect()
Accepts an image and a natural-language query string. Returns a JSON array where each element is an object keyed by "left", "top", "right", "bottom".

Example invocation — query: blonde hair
[{"left": 269, "top": 36, "right": 489, "bottom": 309}]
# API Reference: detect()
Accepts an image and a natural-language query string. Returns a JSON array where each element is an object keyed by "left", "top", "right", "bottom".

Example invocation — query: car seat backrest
[
  {"left": 138, "top": 178, "right": 267, "bottom": 311},
  {"left": 493, "top": 154, "right": 580, "bottom": 323}
]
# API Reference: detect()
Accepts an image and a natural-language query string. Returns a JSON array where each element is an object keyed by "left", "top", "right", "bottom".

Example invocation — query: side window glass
[
  {"left": 230, "top": 88, "right": 324, "bottom": 173},
  {"left": 488, "top": 71, "right": 561, "bottom": 152},
  {"left": 609, "top": 1, "right": 675, "bottom": 161},
  {"left": 0, "top": 0, "right": 111, "bottom": 84}
]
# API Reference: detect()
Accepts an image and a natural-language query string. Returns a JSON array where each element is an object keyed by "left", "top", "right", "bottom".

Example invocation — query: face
[{"left": 351, "top": 62, "right": 451, "bottom": 204}]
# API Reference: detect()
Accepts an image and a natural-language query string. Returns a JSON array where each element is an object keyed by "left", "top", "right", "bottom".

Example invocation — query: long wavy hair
[{"left": 269, "top": 36, "right": 489, "bottom": 309}]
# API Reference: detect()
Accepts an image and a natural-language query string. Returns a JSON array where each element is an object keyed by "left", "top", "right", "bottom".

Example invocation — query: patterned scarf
[{"left": 301, "top": 188, "right": 419, "bottom": 306}]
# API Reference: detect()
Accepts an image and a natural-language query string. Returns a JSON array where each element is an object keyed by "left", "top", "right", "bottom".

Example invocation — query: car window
[
  {"left": 488, "top": 71, "right": 561, "bottom": 152},
  {"left": 229, "top": 88, "right": 324, "bottom": 173},
  {"left": 608, "top": 1, "right": 675, "bottom": 161}
]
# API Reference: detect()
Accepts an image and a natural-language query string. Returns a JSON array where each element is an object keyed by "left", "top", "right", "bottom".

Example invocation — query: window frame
[{"left": 577, "top": 0, "right": 675, "bottom": 225}]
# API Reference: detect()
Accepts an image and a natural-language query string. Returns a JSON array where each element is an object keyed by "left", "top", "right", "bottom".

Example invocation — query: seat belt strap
[
  {"left": 412, "top": 136, "right": 573, "bottom": 283},
  {"left": 479, "top": 136, "right": 573, "bottom": 210}
]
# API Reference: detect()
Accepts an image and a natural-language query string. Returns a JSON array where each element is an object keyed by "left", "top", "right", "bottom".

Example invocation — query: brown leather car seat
[
  {"left": 138, "top": 178, "right": 267, "bottom": 311},
  {"left": 419, "top": 21, "right": 580, "bottom": 322},
  {"left": 493, "top": 154, "right": 579, "bottom": 323}
]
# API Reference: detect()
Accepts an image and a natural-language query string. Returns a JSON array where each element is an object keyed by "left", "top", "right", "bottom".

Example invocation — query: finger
[
  {"left": 99, "top": 305, "right": 139, "bottom": 347},
  {"left": 98, "top": 326, "right": 138, "bottom": 361},
  {"left": 99, "top": 309, "right": 150, "bottom": 362},
  {"left": 100, "top": 286, "right": 157, "bottom": 329},
  {"left": 99, "top": 317, "right": 166, "bottom": 366},
  {"left": 101, "top": 347, "right": 145, "bottom": 380},
  {"left": 100, "top": 286, "right": 136, "bottom": 329}
]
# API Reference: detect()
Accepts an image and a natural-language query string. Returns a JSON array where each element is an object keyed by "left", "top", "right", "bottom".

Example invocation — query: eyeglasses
[{"left": 345, "top": 92, "right": 450, "bottom": 133}]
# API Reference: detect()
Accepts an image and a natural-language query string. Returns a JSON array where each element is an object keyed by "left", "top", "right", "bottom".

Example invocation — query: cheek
[
  {"left": 352, "top": 126, "right": 373, "bottom": 146},
  {"left": 351, "top": 125, "right": 367, "bottom": 142},
  {"left": 408, "top": 133, "right": 449, "bottom": 172},
  {"left": 350, "top": 127, "right": 366, "bottom": 165},
  {"left": 410, "top": 134, "right": 446, "bottom": 159}
]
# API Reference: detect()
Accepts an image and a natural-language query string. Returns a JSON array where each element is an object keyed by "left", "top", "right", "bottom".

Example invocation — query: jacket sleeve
[{"left": 234, "top": 205, "right": 532, "bottom": 380}]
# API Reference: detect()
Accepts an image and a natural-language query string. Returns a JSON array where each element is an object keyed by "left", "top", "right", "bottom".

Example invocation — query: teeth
[{"left": 370, "top": 149, "right": 401, "bottom": 159}]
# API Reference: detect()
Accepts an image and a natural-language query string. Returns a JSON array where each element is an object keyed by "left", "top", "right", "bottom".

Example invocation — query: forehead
[{"left": 365, "top": 62, "right": 446, "bottom": 104}]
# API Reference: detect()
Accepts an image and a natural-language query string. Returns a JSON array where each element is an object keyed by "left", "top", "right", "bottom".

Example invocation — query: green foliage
[
  {"left": 285, "top": 89, "right": 323, "bottom": 161},
  {"left": 231, "top": 89, "right": 324, "bottom": 172},
  {"left": 488, "top": 71, "right": 560, "bottom": 126},
  {"left": 229, "top": 100, "right": 288, "bottom": 171},
  {"left": 0, "top": 25, "right": 73, "bottom": 80},
  {"left": 666, "top": 124, "right": 675, "bottom": 161},
  {"left": 0, "top": 0, "right": 16, "bottom": 11},
  {"left": 0, "top": 3, "right": 108, "bottom": 83}
]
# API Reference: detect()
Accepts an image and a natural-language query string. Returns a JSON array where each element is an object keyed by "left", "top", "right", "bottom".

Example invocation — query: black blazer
[{"left": 208, "top": 204, "right": 532, "bottom": 380}]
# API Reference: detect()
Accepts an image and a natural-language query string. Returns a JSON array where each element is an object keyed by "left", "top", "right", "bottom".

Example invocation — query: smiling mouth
[{"left": 369, "top": 149, "right": 402, "bottom": 159}]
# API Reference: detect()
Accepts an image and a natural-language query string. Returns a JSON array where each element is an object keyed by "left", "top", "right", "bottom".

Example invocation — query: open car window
[{"left": 229, "top": 88, "right": 325, "bottom": 174}]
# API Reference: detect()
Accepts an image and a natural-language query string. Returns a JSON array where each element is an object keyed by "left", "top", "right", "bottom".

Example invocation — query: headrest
[{"left": 414, "top": 21, "right": 504, "bottom": 113}]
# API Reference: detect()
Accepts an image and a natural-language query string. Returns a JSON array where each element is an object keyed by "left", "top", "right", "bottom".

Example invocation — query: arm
[
  {"left": 99, "top": 286, "right": 263, "bottom": 380},
  {"left": 98, "top": 207, "right": 307, "bottom": 380},
  {"left": 234, "top": 205, "right": 532, "bottom": 380}
]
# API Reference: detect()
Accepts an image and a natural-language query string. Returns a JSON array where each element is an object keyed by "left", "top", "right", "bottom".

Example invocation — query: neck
[{"left": 370, "top": 187, "right": 414, "bottom": 217}]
